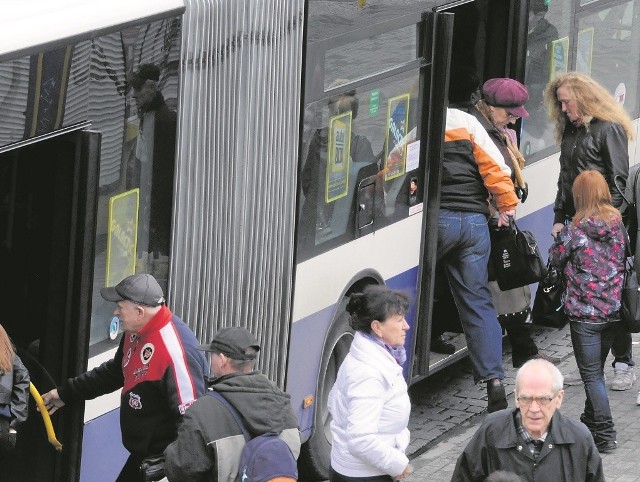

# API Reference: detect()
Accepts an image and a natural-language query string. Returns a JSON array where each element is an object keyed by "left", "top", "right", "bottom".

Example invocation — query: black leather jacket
[
  {"left": 0, "top": 355, "right": 30, "bottom": 429},
  {"left": 554, "top": 118, "right": 629, "bottom": 224}
]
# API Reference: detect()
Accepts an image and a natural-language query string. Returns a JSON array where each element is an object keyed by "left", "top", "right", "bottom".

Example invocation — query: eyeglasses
[
  {"left": 507, "top": 112, "right": 520, "bottom": 121},
  {"left": 517, "top": 394, "right": 557, "bottom": 406}
]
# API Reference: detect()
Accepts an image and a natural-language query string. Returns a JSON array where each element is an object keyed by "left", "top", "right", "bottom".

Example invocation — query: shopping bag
[
  {"left": 531, "top": 261, "right": 568, "bottom": 329},
  {"left": 489, "top": 219, "right": 547, "bottom": 290},
  {"left": 488, "top": 281, "right": 531, "bottom": 329}
]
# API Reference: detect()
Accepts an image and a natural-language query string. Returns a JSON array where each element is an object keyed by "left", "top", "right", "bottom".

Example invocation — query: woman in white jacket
[{"left": 328, "top": 285, "right": 413, "bottom": 481}]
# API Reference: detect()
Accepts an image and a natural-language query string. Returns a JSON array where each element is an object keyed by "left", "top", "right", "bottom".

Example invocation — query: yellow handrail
[{"left": 29, "top": 382, "right": 63, "bottom": 451}]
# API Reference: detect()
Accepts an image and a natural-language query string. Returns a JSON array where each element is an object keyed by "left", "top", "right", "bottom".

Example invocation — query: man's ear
[{"left": 555, "top": 389, "right": 565, "bottom": 409}]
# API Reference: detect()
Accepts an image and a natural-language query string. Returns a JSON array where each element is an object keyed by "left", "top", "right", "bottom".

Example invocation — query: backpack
[{"left": 208, "top": 391, "right": 298, "bottom": 482}]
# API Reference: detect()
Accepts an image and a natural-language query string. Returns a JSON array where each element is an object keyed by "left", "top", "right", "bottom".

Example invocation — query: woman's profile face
[
  {"left": 490, "top": 106, "right": 518, "bottom": 129},
  {"left": 372, "top": 314, "right": 409, "bottom": 347}
]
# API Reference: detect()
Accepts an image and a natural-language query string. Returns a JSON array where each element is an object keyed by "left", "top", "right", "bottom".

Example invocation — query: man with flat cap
[
  {"left": 164, "top": 327, "right": 301, "bottom": 482},
  {"left": 42, "top": 273, "right": 207, "bottom": 482}
]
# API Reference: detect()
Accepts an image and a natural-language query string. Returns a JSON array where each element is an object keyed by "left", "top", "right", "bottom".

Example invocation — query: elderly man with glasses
[{"left": 451, "top": 359, "right": 604, "bottom": 482}]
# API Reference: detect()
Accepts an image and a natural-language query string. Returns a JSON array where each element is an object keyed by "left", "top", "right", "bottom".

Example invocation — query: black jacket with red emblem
[{"left": 58, "top": 306, "right": 207, "bottom": 456}]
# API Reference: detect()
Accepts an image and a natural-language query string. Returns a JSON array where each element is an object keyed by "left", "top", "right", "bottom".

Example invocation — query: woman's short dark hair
[{"left": 346, "top": 285, "right": 410, "bottom": 333}]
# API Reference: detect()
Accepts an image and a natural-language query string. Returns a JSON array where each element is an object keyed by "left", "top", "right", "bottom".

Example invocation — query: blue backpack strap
[{"left": 208, "top": 390, "right": 251, "bottom": 441}]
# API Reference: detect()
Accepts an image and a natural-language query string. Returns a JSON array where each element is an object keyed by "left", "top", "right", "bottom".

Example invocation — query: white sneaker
[{"left": 611, "top": 362, "right": 636, "bottom": 391}]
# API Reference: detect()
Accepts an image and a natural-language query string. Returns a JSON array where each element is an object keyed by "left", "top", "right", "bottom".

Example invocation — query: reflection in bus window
[{"left": 298, "top": 73, "right": 420, "bottom": 261}]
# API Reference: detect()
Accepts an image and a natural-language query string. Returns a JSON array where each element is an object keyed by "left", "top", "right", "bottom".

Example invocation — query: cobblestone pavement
[{"left": 405, "top": 326, "right": 640, "bottom": 481}]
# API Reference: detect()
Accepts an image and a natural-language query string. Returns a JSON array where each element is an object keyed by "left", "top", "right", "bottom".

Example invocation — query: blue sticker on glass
[{"left": 109, "top": 317, "right": 120, "bottom": 340}]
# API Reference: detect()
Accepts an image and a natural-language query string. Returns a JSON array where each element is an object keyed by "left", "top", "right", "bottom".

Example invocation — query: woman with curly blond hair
[
  {"left": 0, "top": 323, "right": 29, "bottom": 472},
  {"left": 545, "top": 72, "right": 636, "bottom": 394}
]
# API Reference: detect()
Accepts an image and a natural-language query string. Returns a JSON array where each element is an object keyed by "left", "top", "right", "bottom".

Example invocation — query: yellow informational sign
[
  {"left": 106, "top": 189, "right": 139, "bottom": 287},
  {"left": 385, "top": 93, "right": 410, "bottom": 181},
  {"left": 326, "top": 111, "right": 352, "bottom": 203},
  {"left": 577, "top": 28, "right": 594, "bottom": 76},
  {"left": 550, "top": 37, "right": 569, "bottom": 80}
]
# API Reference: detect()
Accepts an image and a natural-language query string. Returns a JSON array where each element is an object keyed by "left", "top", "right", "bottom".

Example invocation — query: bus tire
[{"left": 299, "top": 308, "right": 354, "bottom": 480}]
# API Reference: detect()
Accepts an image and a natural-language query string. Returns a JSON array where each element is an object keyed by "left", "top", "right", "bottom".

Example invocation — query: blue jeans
[
  {"left": 570, "top": 320, "right": 618, "bottom": 443},
  {"left": 437, "top": 210, "right": 504, "bottom": 382}
]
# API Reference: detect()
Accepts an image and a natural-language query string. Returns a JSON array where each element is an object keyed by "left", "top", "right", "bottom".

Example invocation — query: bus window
[
  {"left": 577, "top": 1, "right": 640, "bottom": 119},
  {"left": 89, "top": 20, "right": 181, "bottom": 350},
  {"left": 298, "top": 72, "right": 421, "bottom": 261},
  {"left": 521, "top": 1, "right": 568, "bottom": 162}
]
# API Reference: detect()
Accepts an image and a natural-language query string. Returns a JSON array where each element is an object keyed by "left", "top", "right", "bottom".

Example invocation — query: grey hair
[{"left": 515, "top": 358, "right": 564, "bottom": 394}]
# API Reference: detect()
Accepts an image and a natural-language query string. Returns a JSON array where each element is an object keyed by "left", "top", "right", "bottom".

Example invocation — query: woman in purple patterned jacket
[{"left": 549, "top": 170, "right": 625, "bottom": 454}]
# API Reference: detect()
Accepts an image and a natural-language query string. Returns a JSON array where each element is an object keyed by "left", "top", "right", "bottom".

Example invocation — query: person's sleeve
[
  {"left": 58, "top": 341, "right": 125, "bottom": 402},
  {"left": 468, "top": 118, "right": 519, "bottom": 213},
  {"left": 450, "top": 435, "right": 486, "bottom": 482},
  {"left": 548, "top": 224, "right": 572, "bottom": 270},
  {"left": 10, "top": 355, "right": 30, "bottom": 428},
  {"left": 164, "top": 406, "right": 212, "bottom": 482},
  {"left": 164, "top": 325, "right": 207, "bottom": 416},
  {"left": 601, "top": 122, "right": 630, "bottom": 210},
  {"left": 585, "top": 439, "right": 605, "bottom": 482},
  {"left": 553, "top": 168, "right": 566, "bottom": 225},
  {"left": 343, "top": 375, "right": 408, "bottom": 477}
]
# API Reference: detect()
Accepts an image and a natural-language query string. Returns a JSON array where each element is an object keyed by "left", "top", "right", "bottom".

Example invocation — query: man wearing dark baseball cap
[
  {"left": 197, "top": 327, "right": 261, "bottom": 361},
  {"left": 42, "top": 273, "right": 207, "bottom": 482},
  {"left": 165, "top": 326, "right": 301, "bottom": 481}
]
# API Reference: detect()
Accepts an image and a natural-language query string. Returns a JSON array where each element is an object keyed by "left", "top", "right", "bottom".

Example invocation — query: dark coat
[
  {"left": 0, "top": 355, "right": 29, "bottom": 430},
  {"left": 554, "top": 118, "right": 629, "bottom": 224},
  {"left": 164, "top": 371, "right": 300, "bottom": 482},
  {"left": 451, "top": 409, "right": 604, "bottom": 482}
]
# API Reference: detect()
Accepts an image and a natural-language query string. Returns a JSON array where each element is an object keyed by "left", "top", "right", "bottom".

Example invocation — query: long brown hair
[
  {"left": 572, "top": 170, "right": 621, "bottom": 225},
  {"left": 544, "top": 72, "right": 634, "bottom": 143},
  {"left": 0, "top": 324, "right": 16, "bottom": 373}
]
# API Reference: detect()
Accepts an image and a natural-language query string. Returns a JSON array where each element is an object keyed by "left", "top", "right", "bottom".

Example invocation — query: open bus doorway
[{"left": 0, "top": 130, "right": 100, "bottom": 482}]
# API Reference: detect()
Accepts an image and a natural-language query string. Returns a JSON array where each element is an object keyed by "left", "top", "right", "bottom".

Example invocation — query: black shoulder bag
[{"left": 489, "top": 218, "right": 547, "bottom": 290}]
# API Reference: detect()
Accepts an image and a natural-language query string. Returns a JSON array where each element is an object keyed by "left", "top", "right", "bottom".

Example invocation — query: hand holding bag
[
  {"left": 489, "top": 218, "right": 547, "bottom": 290},
  {"left": 621, "top": 227, "right": 640, "bottom": 333},
  {"left": 140, "top": 454, "right": 166, "bottom": 482},
  {"left": 531, "top": 260, "right": 568, "bottom": 329}
]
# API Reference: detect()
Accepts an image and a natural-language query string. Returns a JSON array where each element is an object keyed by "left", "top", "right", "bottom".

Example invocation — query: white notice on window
[{"left": 406, "top": 140, "right": 420, "bottom": 171}]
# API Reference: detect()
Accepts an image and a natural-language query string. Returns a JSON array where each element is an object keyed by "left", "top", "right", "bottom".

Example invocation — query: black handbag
[
  {"left": 531, "top": 261, "right": 568, "bottom": 329},
  {"left": 489, "top": 219, "right": 547, "bottom": 290},
  {"left": 621, "top": 227, "right": 640, "bottom": 333},
  {"left": 140, "top": 454, "right": 166, "bottom": 482}
]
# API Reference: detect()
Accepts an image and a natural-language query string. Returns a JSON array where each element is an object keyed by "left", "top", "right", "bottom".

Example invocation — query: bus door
[
  {"left": 419, "top": 0, "right": 529, "bottom": 378},
  {"left": 293, "top": 9, "right": 452, "bottom": 479},
  {"left": 0, "top": 130, "right": 100, "bottom": 482}
]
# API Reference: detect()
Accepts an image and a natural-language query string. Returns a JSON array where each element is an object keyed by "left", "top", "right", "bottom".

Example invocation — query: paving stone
[{"left": 403, "top": 327, "right": 640, "bottom": 481}]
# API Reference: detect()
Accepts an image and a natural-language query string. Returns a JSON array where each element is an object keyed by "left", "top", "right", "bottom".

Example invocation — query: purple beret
[{"left": 482, "top": 78, "right": 529, "bottom": 118}]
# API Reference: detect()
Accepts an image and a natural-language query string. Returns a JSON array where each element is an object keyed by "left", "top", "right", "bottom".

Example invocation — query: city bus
[{"left": 1, "top": 0, "right": 639, "bottom": 481}]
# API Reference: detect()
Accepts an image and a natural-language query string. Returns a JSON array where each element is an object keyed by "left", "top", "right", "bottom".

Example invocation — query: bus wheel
[{"left": 299, "top": 310, "right": 354, "bottom": 480}]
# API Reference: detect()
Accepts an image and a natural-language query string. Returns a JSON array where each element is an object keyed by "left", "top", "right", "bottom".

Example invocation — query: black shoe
[
  {"left": 487, "top": 379, "right": 508, "bottom": 413},
  {"left": 596, "top": 440, "right": 617, "bottom": 454},
  {"left": 431, "top": 335, "right": 455, "bottom": 355}
]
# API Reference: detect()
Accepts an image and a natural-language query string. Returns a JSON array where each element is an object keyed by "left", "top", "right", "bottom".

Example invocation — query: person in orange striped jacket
[{"left": 435, "top": 107, "right": 519, "bottom": 413}]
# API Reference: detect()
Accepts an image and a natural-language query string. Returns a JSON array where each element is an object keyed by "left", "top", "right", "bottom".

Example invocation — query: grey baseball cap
[
  {"left": 101, "top": 274, "right": 165, "bottom": 307},
  {"left": 197, "top": 327, "right": 260, "bottom": 360}
]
